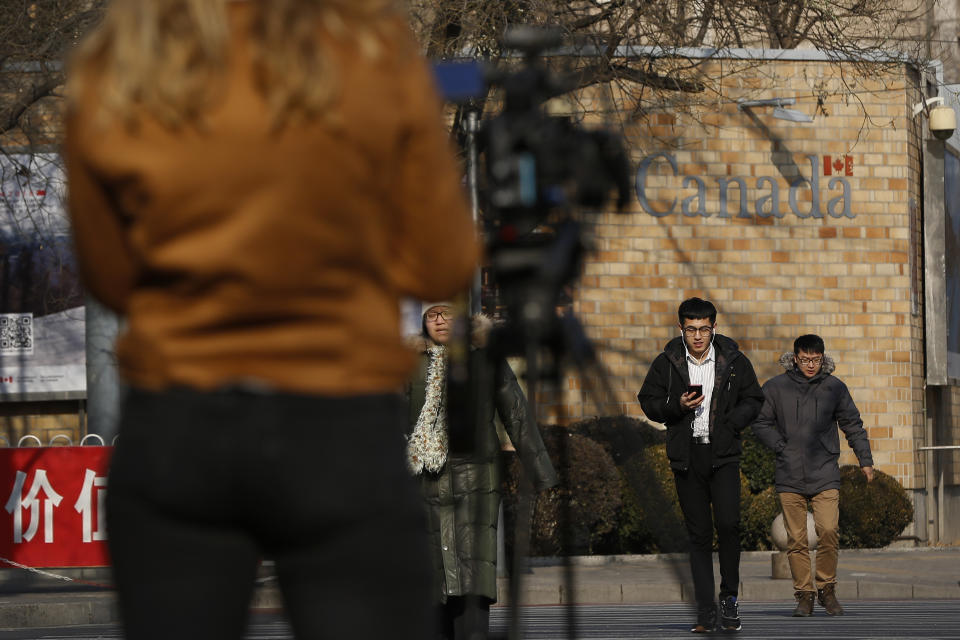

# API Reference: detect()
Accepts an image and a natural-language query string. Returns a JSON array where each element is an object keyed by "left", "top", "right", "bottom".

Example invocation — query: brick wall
[
  {"left": 0, "top": 401, "right": 84, "bottom": 447},
  {"left": 0, "top": 56, "right": 951, "bottom": 492},
  {"left": 546, "top": 56, "right": 929, "bottom": 490}
]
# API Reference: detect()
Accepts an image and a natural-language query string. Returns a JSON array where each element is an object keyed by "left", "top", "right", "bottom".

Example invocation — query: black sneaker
[
  {"left": 691, "top": 605, "right": 717, "bottom": 633},
  {"left": 719, "top": 595, "right": 742, "bottom": 632}
]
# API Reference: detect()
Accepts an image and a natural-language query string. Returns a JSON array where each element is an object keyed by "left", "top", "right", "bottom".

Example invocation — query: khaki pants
[{"left": 778, "top": 489, "right": 839, "bottom": 593}]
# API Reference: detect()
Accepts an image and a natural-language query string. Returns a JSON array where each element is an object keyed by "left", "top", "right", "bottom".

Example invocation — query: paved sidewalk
[
  {"left": 0, "top": 547, "right": 956, "bottom": 629},
  {"left": 500, "top": 546, "right": 960, "bottom": 605}
]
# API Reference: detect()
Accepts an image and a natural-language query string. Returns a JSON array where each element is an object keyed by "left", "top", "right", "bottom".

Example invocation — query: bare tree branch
[
  {"left": 571, "top": 62, "right": 707, "bottom": 93},
  {"left": 0, "top": 75, "right": 62, "bottom": 139}
]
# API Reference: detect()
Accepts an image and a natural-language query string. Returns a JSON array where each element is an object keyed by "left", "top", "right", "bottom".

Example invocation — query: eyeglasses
[
  {"left": 796, "top": 356, "right": 823, "bottom": 366},
  {"left": 682, "top": 326, "right": 714, "bottom": 337},
  {"left": 425, "top": 310, "right": 452, "bottom": 322}
]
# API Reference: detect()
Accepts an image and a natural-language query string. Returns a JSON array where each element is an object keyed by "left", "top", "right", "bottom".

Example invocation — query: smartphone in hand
[{"left": 687, "top": 384, "right": 703, "bottom": 399}]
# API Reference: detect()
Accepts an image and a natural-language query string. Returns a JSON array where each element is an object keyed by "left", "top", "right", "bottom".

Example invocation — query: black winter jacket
[
  {"left": 637, "top": 334, "right": 764, "bottom": 471},
  {"left": 751, "top": 353, "right": 873, "bottom": 495}
]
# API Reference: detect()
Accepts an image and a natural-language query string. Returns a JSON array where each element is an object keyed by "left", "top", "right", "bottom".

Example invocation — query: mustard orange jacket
[{"left": 65, "top": 6, "right": 479, "bottom": 395}]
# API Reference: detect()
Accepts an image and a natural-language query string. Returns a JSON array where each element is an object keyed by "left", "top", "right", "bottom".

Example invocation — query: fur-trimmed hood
[
  {"left": 779, "top": 352, "right": 836, "bottom": 376},
  {"left": 755, "top": 351, "right": 873, "bottom": 494},
  {"left": 405, "top": 314, "right": 495, "bottom": 353}
]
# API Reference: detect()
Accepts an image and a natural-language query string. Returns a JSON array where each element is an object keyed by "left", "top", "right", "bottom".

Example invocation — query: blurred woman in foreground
[{"left": 65, "top": 1, "right": 478, "bottom": 638}]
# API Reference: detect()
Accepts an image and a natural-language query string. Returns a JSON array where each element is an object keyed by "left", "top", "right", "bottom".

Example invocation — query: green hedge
[
  {"left": 740, "top": 427, "right": 776, "bottom": 493},
  {"left": 502, "top": 419, "right": 912, "bottom": 556},
  {"left": 504, "top": 418, "right": 778, "bottom": 555},
  {"left": 740, "top": 485, "right": 780, "bottom": 551},
  {"left": 838, "top": 464, "right": 913, "bottom": 548},
  {"left": 503, "top": 427, "right": 622, "bottom": 556},
  {"left": 613, "top": 443, "right": 687, "bottom": 553}
]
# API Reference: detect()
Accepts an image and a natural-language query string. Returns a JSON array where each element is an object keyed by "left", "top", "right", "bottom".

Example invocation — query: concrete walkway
[
  {"left": 501, "top": 546, "right": 960, "bottom": 605},
  {"left": 0, "top": 547, "right": 956, "bottom": 629}
]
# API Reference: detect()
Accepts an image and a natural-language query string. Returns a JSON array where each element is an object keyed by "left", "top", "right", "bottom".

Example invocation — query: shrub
[
  {"left": 568, "top": 415, "right": 666, "bottom": 466},
  {"left": 740, "top": 485, "right": 780, "bottom": 551},
  {"left": 559, "top": 417, "right": 686, "bottom": 554},
  {"left": 614, "top": 443, "right": 687, "bottom": 553},
  {"left": 504, "top": 418, "right": 785, "bottom": 557},
  {"left": 838, "top": 464, "right": 914, "bottom": 548},
  {"left": 616, "top": 448, "right": 778, "bottom": 554},
  {"left": 568, "top": 416, "right": 686, "bottom": 553},
  {"left": 503, "top": 426, "right": 622, "bottom": 556},
  {"left": 607, "top": 469, "right": 650, "bottom": 553},
  {"left": 740, "top": 427, "right": 776, "bottom": 494}
]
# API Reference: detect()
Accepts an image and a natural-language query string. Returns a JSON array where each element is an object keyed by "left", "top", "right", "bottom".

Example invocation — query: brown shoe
[
  {"left": 792, "top": 591, "right": 814, "bottom": 617},
  {"left": 817, "top": 584, "right": 844, "bottom": 616}
]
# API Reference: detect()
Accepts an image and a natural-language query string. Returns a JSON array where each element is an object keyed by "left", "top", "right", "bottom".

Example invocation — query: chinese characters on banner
[{"left": 0, "top": 447, "right": 111, "bottom": 567}]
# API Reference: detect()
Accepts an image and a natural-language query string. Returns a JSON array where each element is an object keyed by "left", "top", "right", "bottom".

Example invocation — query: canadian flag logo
[
  {"left": 823, "top": 155, "right": 853, "bottom": 176},
  {"left": 1, "top": 377, "right": 12, "bottom": 383}
]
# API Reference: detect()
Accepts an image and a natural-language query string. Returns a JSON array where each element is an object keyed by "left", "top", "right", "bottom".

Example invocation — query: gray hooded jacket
[{"left": 751, "top": 353, "right": 873, "bottom": 495}]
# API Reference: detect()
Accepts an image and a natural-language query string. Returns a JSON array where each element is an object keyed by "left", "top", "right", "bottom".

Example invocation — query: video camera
[
  {"left": 435, "top": 26, "right": 632, "bottom": 363},
  {"left": 435, "top": 32, "right": 633, "bottom": 640}
]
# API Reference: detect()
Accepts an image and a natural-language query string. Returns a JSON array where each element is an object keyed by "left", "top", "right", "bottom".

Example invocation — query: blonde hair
[{"left": 70, "top": 0, "right": 403, "bottom": 128}]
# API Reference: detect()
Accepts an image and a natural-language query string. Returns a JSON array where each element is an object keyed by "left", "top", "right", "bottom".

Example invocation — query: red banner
[{"left": 0, "top": 447, "right": 111, "bottom": 567}]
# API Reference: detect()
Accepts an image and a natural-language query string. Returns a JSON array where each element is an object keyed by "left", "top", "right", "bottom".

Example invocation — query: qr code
[{"left": 0, "top": 314, "right": 33, "bottom": 355}]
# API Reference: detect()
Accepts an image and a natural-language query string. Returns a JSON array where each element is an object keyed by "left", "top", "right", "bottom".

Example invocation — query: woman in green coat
[{"left": 406, "top": 302, "right": 558, "bottom": 640}]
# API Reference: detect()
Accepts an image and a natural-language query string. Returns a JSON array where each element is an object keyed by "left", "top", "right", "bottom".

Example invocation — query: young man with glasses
[
  {"left": 750, "top": 334, "right": 874, "bottom": 618},
  {"left": 637, "top": 298, "right": 764, "bottom": 633}
]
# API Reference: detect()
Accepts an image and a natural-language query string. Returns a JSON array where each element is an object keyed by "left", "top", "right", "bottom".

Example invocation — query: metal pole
[
  {"left": 84, "top": 296, "right": 121, "bottom": 443},
  {"left": 938, "top": 464, "right": 945, "bottom": 543},
  {"left": 924, "top": 413, "right": 937, "bottom": 545},
  {"left": 465, "top": 110, "right": 483, "bottom": 316},
  {"left": 77, "top": 399, "right": 86, "bottom": 437}
]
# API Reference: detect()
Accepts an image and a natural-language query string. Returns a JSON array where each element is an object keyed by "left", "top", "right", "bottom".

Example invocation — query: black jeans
[
  {"left": 672, "top": 442, "right": 740, "bottom": 610},
  {"left": 107, "top": 387, "right": 433, "bottom": 640}
]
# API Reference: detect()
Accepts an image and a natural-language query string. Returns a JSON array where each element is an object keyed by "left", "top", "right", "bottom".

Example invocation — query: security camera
[{"left": 930, "top": 104, "right": 956, "bottom": 140}]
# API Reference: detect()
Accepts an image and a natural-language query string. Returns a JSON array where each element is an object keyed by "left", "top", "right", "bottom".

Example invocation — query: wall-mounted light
[
  {"left": 912, "top": 96, "right": 956, "bottom": 140},
  {"left": 737, "top": 98, "right": 813, "bottom": 123}
]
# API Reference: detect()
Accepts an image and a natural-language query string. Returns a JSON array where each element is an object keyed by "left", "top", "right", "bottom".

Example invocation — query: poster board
[{"left": 0, "top": 153, "right": 85, "bottom": 399}]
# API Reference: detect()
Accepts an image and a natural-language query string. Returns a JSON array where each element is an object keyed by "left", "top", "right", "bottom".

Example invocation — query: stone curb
[
  {"left": 493, "top": 578, "right": 960, "bottom": 606},
  {"left": 1, "top": 549, "right": 958, "bottom": 629},
  {"left": 524, "top": 546, "right": 960, "bottom": 568},
  {"left": 0, "top": 594, "right": 119, "bottom": 629}
]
